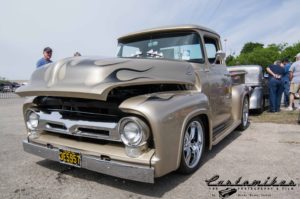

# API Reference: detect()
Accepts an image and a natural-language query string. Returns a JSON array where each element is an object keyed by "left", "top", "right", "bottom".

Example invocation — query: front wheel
[
  {"left": 237, "top": 97, "right": 249, "bottom": 130},
  {"left": 178, "top": 118, "right": 205, "bottom": 174}
]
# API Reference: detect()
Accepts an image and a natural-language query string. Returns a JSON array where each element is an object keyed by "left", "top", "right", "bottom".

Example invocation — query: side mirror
[
  {"left": 216, "top": 50, "right": 226, "bottom": 60},
  {"left": 214, "top": 50, "right": 226, "bottom": 64}
]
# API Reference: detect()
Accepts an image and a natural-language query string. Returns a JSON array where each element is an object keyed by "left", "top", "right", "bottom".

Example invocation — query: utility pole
[{"left": 224, "top": 39, "right": 227, "bottom": 56}]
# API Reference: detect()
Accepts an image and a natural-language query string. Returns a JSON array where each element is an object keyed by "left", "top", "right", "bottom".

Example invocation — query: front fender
[{"left": 119, "top": 91, "right": 211, "bottom": 177}]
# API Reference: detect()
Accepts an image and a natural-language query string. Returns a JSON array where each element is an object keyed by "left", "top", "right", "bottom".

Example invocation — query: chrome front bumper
[{"left": 23, "top": 140, "right": 154, "bottom": 183}]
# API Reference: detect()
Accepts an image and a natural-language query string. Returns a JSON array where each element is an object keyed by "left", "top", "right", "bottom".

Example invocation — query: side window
[{"left": 204, "top": 37, "right": 219, "bottom": 64}]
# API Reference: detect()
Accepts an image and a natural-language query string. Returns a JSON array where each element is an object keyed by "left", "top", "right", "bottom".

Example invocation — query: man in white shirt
[{"left": 287, "top": 53, "right": 300, "bottom": 110}]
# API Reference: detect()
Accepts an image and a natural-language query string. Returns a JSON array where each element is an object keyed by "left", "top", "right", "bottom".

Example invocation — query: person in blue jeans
[
  {"left": 282, "top": 58, "right": 291, "bottom": 107},
  {"left": 266, "top": 61, "right": 285, "bottom": 112}
]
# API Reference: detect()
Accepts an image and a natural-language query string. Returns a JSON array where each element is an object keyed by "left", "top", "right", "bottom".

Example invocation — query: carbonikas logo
[{"left": 205, "top": 175, "right": 298, "bottom": 198}]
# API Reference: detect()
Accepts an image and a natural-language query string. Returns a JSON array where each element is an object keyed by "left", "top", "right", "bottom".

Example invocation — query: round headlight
[
  {"left": 119, "top": 117, "right": 149, "bottom": 146},
  {"left": 123, "top": 122, "right": 142, "bottom": 145},
  {"left": 26, "top": 110, "right": 39, "bottom": 130}
]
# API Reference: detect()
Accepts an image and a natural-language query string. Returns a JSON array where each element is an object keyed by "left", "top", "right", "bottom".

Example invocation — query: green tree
[
  {"left": 280, "top": 42, "right": 300, "bottom": 62},
  {"left": 227, "top": 41, "right": 300, "bottom": 68},
  {"left": 225, "top": 55, "right": 235, "bottom": 66},
  {"left": 236, "top": 47, "right": 280, "bottom": 68},
  {"left": 240, "top": 42, "right": 264, "bottom": 54}
]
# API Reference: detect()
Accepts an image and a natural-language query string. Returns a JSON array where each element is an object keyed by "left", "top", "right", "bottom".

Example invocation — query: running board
[
  {"left": 212, "top": 119, "right": 234, "bottom": 137},
  {"left": 212, "top": 121, "right": 241, "bottom": 146}
]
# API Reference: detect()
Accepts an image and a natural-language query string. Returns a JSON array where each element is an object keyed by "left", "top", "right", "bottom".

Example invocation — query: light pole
[{"left": 224, "top": 39, "right": 227, "bottom": 55}]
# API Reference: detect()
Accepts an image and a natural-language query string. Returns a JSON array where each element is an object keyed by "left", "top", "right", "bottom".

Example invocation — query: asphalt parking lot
[{"left": 0, "top": 97, "right": 299, "bottom": 199}]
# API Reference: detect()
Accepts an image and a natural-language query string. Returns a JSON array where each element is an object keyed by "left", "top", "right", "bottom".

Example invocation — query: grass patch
[{"left": 250, "top": 110, "right": 300, "bottom": 124}]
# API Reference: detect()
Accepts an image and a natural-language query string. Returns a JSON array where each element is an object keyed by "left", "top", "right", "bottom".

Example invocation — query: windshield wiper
[{"left": 185, "top": 58, "right": 204, "bottom": 63}]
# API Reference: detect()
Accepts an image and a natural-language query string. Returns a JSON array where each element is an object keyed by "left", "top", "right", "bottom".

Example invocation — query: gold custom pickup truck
[{"left": 17, "top": 25, "right": 249, "bottom": 183}]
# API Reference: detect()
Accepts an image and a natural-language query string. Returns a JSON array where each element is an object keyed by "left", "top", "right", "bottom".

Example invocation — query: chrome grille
[
  {"left": 34, "top": 96, "right": 125, "bottom": 122},
  {"left": 37, "top": 111, "right": 121, "bottom": 141},
  {"left": 33, "top": 97, "right": 126, "bottom": 142}
]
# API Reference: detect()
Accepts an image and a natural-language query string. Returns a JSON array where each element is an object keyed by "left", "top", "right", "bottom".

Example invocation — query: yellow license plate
[{"left": 59, "top": 149, "right": 81, "bottom": 167}]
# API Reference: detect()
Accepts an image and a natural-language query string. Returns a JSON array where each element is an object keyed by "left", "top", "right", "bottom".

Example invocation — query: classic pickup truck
[{"left": 17, "top": 25, "right": 249, "bottom": 183}]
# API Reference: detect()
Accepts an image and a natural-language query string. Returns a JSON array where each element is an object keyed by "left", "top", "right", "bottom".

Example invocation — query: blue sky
[{"left": 0, "top": 0, "right": 299, "bottom": 80}]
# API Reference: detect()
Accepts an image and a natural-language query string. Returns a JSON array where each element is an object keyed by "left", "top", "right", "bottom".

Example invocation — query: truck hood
[{"left": 16, "top": 57, "right": 195, "bottom": 101}]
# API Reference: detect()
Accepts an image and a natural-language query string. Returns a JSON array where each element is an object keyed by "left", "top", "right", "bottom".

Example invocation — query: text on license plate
[{"left": 59, "top": 149, "right": 81, "bottom": 167}]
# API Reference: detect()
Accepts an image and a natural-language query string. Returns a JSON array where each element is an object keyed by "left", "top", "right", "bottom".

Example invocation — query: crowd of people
[{"left": 266, "top": 53, "right": 300, "bottom": 112}]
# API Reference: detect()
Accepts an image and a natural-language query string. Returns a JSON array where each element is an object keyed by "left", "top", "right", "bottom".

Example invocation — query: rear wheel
[
  {"left": 178, "top": 118, "right": 205, "bottom": 174},
  {"left": 237, "top": 97, "right": 249, "bottom": 130}
]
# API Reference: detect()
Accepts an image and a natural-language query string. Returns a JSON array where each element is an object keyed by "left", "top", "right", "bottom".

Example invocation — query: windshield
[{"left": 117, "top": 32, "right": 204, "bottom": 63}]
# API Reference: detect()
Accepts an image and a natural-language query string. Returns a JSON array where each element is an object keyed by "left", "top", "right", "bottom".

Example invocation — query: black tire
[
  {"left": 178, "top": 118, "right": 206, "bottom": 174},
  {"left": 237, "top": 97, "right": 250, "bottom": 131}
]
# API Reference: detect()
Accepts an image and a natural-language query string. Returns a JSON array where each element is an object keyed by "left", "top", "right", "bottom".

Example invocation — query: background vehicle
[
  {"left": 0, "top": 83, "right": 12, "bottom": 92},
  {"left": 228, "top": 65, "right": 268, "bottom": 113},
  {"left": 17, "top": 25, "right": 249, "bottom": 183},
  {"left": 11, "top": 82, "right": 21, "bottom": 92}
]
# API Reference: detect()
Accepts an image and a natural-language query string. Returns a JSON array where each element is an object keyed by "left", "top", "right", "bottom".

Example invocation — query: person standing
[
  {"left": 282, "top": 58, "right": 291, "bottom": 107},
  {"left": 36, "top": 47, "right": 53, "bottom": 68},
  {"left": 266, "top": 61, "right": 285, "bottom": 112},
  {"left": 287, "top": 53, "right": 300, "bottom": 111}
]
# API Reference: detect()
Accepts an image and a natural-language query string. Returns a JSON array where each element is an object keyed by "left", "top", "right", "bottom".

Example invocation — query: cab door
[{"left": 202, "top": 34, "right": 232, "bottom": 130}]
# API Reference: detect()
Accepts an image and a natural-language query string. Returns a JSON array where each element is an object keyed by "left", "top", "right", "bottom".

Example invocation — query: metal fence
[{"left": 0, "top": 92, "right": 19, "bottom": 99}]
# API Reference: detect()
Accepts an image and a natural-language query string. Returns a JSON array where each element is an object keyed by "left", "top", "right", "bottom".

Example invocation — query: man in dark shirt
[
  {"left": 266, "top": 61, "right": 285, "bottom": 112},
  {"left": 36, "top": 47, "right": 53, "bottom": 68},
  {"left": 282, "top": 58, "right": 291, "bottom": 107}
]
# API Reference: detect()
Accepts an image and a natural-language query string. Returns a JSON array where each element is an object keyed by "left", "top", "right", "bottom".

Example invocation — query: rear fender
[{"left": 232, "top": 85, "right": 249, "bottom": 121}]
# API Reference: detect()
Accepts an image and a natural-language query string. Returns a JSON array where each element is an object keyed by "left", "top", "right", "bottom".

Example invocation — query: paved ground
[{"left": 0, "top": 98, "right": 299, "bottom": 199}]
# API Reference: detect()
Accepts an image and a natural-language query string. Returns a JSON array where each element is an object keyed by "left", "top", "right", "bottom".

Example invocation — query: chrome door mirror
[
  {"left": 213, "top": 50, "right": 226, "bottom": 64},
  {"left": 216, "top": 50, "right": 226, "bottom": 60}
]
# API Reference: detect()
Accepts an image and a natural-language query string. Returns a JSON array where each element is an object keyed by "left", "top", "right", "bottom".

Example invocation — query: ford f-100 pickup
[{"left": 17, "top": 25, "right": 249, "bottom": 183}]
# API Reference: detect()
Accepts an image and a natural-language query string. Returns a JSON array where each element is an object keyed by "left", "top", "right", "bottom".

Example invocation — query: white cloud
[
  {"left": 0, "top": 0, "right": 299, "bottom": 79},
  {"left": 217, "top": 0, "right": 299, "bottom": 55}
]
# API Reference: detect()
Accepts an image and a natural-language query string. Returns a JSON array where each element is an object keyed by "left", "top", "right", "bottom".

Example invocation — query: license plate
[{"left": 59, "top": 149, "right": 81, "bottom": 167}]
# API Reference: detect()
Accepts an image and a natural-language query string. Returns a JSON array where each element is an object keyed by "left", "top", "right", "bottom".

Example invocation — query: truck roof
[{"left": 118, "top": 24, "right": 220, "bottom": 41}]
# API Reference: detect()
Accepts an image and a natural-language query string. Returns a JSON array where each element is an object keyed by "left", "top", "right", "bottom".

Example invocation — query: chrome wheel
[
  {"left": 183, "top": 121, "right": 204, "bottom": 168},
  {"left": 242, "top": 98, "right": 249, "bottom": 127}
]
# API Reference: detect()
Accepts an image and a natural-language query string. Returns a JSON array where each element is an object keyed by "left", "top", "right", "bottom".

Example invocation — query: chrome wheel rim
[
  {"left": 242, "top": 99, "right": 249, "bottom": 127},
  {"left": 183, "top": 121, "right": 203, "bottom": 168}
]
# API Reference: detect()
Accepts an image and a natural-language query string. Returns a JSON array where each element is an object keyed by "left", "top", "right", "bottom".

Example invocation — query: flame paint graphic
[{"left": 102, "top": 67, "right": 153, "bottom": 83}]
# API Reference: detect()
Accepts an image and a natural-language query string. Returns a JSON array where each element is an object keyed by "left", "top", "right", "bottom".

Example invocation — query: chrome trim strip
[
  {"left": 36, "top": 111, "right": 121, "bottom": 141},
  {"left": 23, "top": 140, "right": 154, "bottom": 183},
  {"left": 47, "top": 108, "right": 119, "bottom": 118}
]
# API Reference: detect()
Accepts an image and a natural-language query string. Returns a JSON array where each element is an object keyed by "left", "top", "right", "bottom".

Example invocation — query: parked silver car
[{"left": 228, "top": 65, "right": 268, "bottom": 113}]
